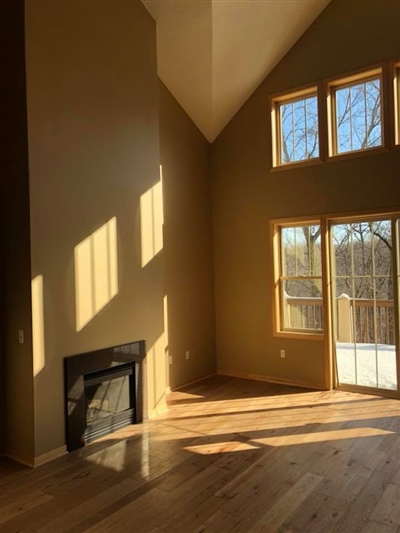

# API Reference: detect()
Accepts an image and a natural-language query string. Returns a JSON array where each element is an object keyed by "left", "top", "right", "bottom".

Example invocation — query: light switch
[{"left": 18, "top": 330, "right": 25, "bottom": 344}]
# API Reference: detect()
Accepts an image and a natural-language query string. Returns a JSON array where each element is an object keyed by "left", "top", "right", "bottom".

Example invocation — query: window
[
  {"left": 394, "top": 62, "right": 400, "bottom": 145},
  {"left": 274, "top": 223, "right": 323, "bottom": 334},
  {"left": 328, "top": 69, "right": 383, "bottom": 156},
  {"left": 271, "top": 88, "right": 319, "bottom": 167}
]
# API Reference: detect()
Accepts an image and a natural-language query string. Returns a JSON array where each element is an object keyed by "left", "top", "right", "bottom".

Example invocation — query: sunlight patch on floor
[
  {"left": 253, "top": 427, "right": 394, "bottom": 447},
  {"left": 184, "top": 441, "right": 258, "bottom": 455}
]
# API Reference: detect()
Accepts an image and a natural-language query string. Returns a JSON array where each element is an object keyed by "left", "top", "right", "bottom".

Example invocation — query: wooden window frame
[
  {"left": 271, "top": 86, "right": 321, "bottom": 169},
  {"left": 394, "top": 61, "right": 400, "bottom": 146},
  {"left": 272, "top": 219, "right": 325, "bottom": 340},
  {"left": 327, "top": 67, "right": 384, "bottom": 158}
]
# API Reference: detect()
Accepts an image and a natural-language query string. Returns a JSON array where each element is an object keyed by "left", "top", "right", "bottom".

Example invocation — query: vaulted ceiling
[{"left": 142, "top": 0, "right": 330, "bottom": 142}]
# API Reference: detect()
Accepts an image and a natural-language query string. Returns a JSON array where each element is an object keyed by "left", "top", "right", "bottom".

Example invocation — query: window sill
[
  {"left": 326, "top": 146, "right": 388, "bottom": 163},
  {"left": 270, "top": 157, "right": 322, "bottom": 173},
  {"left": 273, "top": 330, "right": 325, "bottom": 342}
]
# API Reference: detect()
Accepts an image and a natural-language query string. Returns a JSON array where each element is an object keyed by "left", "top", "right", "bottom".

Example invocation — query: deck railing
[
  {"left": 351, "top": 298, "right": 394, "bottom": 345},
  {"left": 284, "top": 296, "right": 323, "bottom": 331},
  {"left": 285, "top": 294, "right": 395, "bottom": 344}
]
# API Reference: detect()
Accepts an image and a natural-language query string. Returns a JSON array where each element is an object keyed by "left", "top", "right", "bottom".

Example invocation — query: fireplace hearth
[{"left": 64, "top": 341, "right": 146, "bottom": 452}]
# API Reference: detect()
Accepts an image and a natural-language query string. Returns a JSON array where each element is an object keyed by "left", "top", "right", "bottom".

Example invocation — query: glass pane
[
  {"left": 279, "top": 95, "right": 319, "bottom": 163},
  {"left": 335, "top": 77, "right": 382, "bottom": 154},
  {"left": 281, "top": 225, "right": 321, "bottom": 276},
  {"left": 372, "top": 220, "right": 392, "bottom": 280},
  {"left": 282, "top": 279, "right": 323, "bottom": 330},
  {"left": 332, "top": 224, "right": 353, "bottom": 277},
  {"left": 86, "top": 375, "right": 131, "bottom": 426}
]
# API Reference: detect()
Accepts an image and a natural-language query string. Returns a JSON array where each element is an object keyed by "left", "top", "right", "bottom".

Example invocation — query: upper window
[
  {"left": 274, "top": 223, "right": 323, "bottom": 335},
  {"left": 272, "top": 88, "right": 319, "bottom": 167},
  {"left": 329, "top": 69, "right": 383, "bottom": 156}
]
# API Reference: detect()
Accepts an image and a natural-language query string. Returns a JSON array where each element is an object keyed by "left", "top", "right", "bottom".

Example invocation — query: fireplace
[{"left": 64, "top": 341, "right": 146, "bottom": 452}]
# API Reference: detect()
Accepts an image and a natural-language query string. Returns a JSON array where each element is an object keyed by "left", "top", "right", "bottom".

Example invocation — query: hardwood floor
[{"left": 1, "top": 375, "right": 399, "bottom": 533}]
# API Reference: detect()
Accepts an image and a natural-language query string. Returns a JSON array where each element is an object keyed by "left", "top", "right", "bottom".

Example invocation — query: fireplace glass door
[{"left": 84, "top": 364, "right": 135, "bottom": 442}]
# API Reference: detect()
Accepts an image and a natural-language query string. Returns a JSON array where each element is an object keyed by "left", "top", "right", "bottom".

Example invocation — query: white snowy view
[{"left": 336, "top": 342, "right": 397, "bottom": 390}]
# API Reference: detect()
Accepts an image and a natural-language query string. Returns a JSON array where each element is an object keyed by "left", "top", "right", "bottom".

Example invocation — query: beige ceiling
[{"left": 142, "top": 0, "right": 330, "bottom": 142}]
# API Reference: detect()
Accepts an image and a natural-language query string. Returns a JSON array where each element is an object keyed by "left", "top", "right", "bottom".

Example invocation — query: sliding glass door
[{"left": 331, "top": 218, "right": 399, "bottom": 393}]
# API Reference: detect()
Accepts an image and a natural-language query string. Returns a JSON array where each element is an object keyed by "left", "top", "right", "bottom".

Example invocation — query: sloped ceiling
[{"left": 142, "top": 0, "right": 330, "bottom": 142}]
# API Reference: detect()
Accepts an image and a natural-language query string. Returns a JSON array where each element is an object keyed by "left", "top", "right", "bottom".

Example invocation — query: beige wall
[
  {"left": 211, "top": 0, "right": 400, "bottom": 387},
  {"left": 160, "top": 83, "right": 216, "bottom": 389},
  {"left": 2, "top": 0, "right": 35, "bottom": 463},
  {"left": 25, "top": 0, "right": 166, "bottom": 458},
  {"left": 23, "top": 0, "right": 216, "bottom": 461}
]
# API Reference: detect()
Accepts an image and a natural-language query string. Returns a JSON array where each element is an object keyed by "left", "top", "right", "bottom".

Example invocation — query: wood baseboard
[
  {"left": 33, "top": 445, "right": 67, "bottom": 467},
  {"left": 5, "top": 453, "right": 35, "bottom": 468},
  {"left": 169, "top": 372, "right": 217, "bottom": 392},
  {"left": 218, "top": 370, "right": 326, "bottom": 391},
  {"left": 148, "top": 400, "right": 168, "bottom": 418}
]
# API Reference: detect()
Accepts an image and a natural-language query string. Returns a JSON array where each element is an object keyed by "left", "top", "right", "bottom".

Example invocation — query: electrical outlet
[
  {"left": 280, "top": 349, "right": 285, "bottom": 358},
  {"left": 185, "top": 351, "right": 190, "bottom": 360},
  {"left": 168, "top": 355, "right": 173, "bottom": 365}
]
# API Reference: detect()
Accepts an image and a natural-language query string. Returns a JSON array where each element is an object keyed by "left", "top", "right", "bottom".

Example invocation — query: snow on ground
[{"left": 336, "top": 342, "right": 397, "bottom": 390}]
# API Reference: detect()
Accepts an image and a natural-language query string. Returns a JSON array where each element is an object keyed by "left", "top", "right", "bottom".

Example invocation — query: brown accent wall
[
  {"left": 160, "top": 83, "right": 216, "bottom": 389},
  {"left": 211, "top": 0, "right": 400, "bottom": 386},
  {"left": 2, "top": 0, "right": 35, "bottom": 463}
]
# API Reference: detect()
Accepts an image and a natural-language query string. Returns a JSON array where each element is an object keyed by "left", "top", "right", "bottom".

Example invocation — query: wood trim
[
  {"left": 2, "top": 446, "right": 66, "bottom": 469},
  {"left": 218, "top": 370, "right": 326, "bottom": 391},
  {"left": 168, "top": 373, "right": 217, "bottom": 392},
  {"left": 34, "top": 446, "right": 67, "bottom": 468},
  {"left": 327, "top": 69, "right": 385, "bottom": 157},
  {"left": 391, "top": 218, "right": 400, "bottom": 396},
  {"left": 271, "top": 221, "right": 281, "bottom": 334},
  {"left": 270, "top": 60, "right": 400, "bottom": 171},
  {"left": 269, "top": 82, "right": 319, "bottom": 103},
  {"left": 147, "top": 401, "right": 168, "bottom": 418},
  {"left": 318, "top": 79, "right": 328, "bottom": 162},
  {"left": 272, "top": 208, "right": 400, "bottom": 228},
  {"left": 321, "top": 218, "right": 333, "bottom": 390},
  {"left": 272, "top": 221, "right": 325, "bottom": 340},
  {"left": 391, "top": 60, "right": 400, "bottom": 146},
  {"left": 5, "top": 453, "right": 35, "bottom": 468},
  {"left": 327, "top": 67, "right": 382, "bottom": 90},
  {"left": 269, "top": 156, "right": 322, "bottom": 173},
  {"left": 273, "top": 331, "right": 324, "bottom": 342},
  {"left": 325, "top": 210, "right": 400, "bottom": 225},
  {"left": 336, "top": 383, "right": 400, "bottom": 400},
  {"left": 270, "top": 85, "right": 319, "bottom": 168}
]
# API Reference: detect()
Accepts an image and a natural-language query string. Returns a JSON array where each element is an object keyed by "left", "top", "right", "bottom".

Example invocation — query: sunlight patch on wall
[
  {"left": 146, "top": 295, "right": 169, "bottom": 415},
  {"left": 32, "top": 275, "right": 45, "bottom": 376},
  {"left": 140, "top": 166, "right": 164, "bottom": 267},
  {"left": 74, "top": 217, "right": 118, "bottom": 331},
  {"left": 146, "top": 333, "right": 168, "bottom": 414}
]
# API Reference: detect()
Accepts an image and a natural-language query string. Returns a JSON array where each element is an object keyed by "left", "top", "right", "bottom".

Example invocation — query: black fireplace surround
[{"left": 64, "top": 340, "right": 146, "bottom": 452}]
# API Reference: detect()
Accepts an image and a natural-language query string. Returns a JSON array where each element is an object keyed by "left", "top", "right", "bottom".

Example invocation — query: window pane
[
  {"left": 281, "top": 225, "right": 321, "bottom": 276},
  {"left": 335, "top": 77, "right": 382, "bottom": 154},
  {"left": 279, "top": 95, "right": 319, "bottom": 164},
  {"left": 282, "top": 279, "right": 323, "bottom": 330}
]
